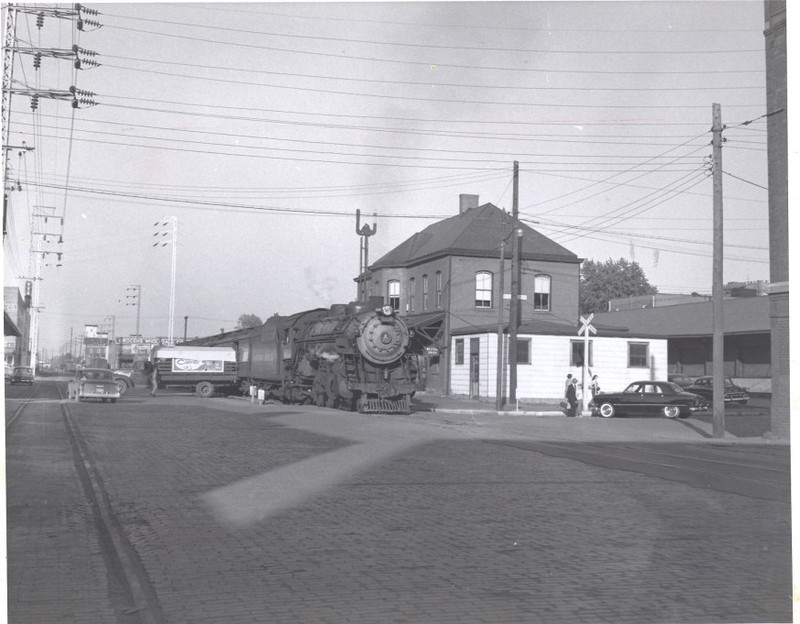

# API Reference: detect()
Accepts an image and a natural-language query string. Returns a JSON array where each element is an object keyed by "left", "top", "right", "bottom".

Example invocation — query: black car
[
  {"left": 684, "top": 376, "right": 750, "bottom": 405},
  {"left": 668, "top": 373, "right": 694, "bottom": 388},
  {"left": 10, "top": 366, "right": 34, "bottom": 385},
  {"left": 588, "top": 380, "right": 707, "bottom": 419}
]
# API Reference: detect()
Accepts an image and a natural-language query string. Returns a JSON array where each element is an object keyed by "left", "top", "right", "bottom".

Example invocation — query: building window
[
  {"left": 628, "top": 342, "right": 649, "bottom": 368},
  {"left": 516, "top": 338, "right": 531, "bottom": 364},
  {"left": 534, "top": 274, "right": 551, "bottom": 311},
  {"left": 422, "top": 274, "right": 428, "bottom": 311},
  {"left": 436, "top": 271, "right": 443, "bottom": 308},
  {"left": 571, "top": 340, "right": 593, "bottom": 367},
  {"left": 455, "top": 338, "right": 464, "bottom": 365},
  {"left": 475, "top": 271, "right": 493, "bottom": 308},
  {"left": 408, "top": 278, "right": 416, "bottom": 313},
  {"left": 388, "top": 280, "right": 400, "bottom": 312}
]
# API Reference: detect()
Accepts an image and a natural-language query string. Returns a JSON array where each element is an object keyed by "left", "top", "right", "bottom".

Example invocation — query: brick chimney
[{"left": 459, "top": 194, "right": 479, "bottom": 215}]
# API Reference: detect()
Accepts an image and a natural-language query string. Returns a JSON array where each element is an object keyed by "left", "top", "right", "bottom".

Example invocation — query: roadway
[{"left": 5, "top": 377, "right": 791, "bottom": 624}]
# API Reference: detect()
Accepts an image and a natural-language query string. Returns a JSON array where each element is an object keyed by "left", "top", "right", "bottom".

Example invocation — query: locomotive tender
[{"left": 188, "top": 297, "right": 420, "bottom": 414}]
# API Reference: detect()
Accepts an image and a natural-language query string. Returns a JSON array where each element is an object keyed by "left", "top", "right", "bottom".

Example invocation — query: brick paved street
[{"left": 5, "top": 381, "right": 792, "bottom": 623}]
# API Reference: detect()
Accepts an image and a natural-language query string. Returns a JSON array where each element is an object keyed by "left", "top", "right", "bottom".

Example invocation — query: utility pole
[
  {"left": 495, "top": 211, "right": 507, "bottom": 410},
  {"left": 356, "top": 210, "right": 377, "bottom": 302},
  {"left": 183, "top": 316, "right": 188, "bottom": 342},
  {"left": 508, "top": 161, "right": 520, "bottom": 405},
  {"left": 711, "top": 103, "right": 725, "bottom": 438}
]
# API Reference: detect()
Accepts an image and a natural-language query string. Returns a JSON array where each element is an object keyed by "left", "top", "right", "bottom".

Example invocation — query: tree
[
  {"left": 580, "top": 258, "right": 658, "bottom": 315},
  {"left": 236, "top": 313, "right": 263, "bottom": 329}
]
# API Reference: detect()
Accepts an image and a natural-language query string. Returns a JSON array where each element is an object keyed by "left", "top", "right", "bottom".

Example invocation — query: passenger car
[
  {"left": 588, "top": 380, "right": 707, "bottom": 419},
  {"left": 668, "top": 373, "right": 694, "bottom": 388},
  {"left": 10, "top": 366, "right": 34, "bottom": 385},
  {"left": 684, "top": 376, "right": 750, "bottom": 405},
  {"left": 67, "top": 368, "right": 120, "bottom": 403},
  {"left": 112, "top": 369, "right": 135, "bottom": 396}
]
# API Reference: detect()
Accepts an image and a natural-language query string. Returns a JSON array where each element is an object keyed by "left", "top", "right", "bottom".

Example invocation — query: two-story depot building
[{"left": 359, "top": 195, "right": 667, "bottom": 402}]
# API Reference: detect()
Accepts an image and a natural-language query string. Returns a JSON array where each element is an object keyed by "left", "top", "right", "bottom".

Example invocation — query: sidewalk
[{"left": 413, "top": 391, "right": 564, "bottom": 417}]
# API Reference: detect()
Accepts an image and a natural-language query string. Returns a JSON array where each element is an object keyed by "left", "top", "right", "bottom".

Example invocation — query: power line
[
  {"left": 101, "top": 53, "right": 766, "bottom": 93},
  {"left": 97, "top": 61, "right": 765, "bottom": 110},
  {"left": 104, "top": 11, "right": 765, "bottom": 56},
  {"left": 103, "top": 22, "right": 766, "bottom": 78}
]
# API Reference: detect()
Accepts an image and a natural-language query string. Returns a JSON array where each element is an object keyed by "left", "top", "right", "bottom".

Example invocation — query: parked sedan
[
  {"left": 588, "top": 380, "right": 707, "bottom": 419},
  {"left": 668, "top": 373, "right": 694, "bottom": 388},
  {"left": 10, "top": 366, "right": 34, "bottom": 385},
  {"left": 67, "top": 368, "right": 120, "bottom": 403},
  {"left": 684, "top": 376, "right": 750, "bottom": 405}
]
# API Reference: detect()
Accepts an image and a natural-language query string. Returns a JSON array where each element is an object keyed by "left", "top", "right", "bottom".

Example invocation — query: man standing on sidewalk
[
  {"left": 566, "top": 378, "right": 578, "bottom": 417},
  {"left": 150, "top": 366, "right": 160, "bottom": 397}
]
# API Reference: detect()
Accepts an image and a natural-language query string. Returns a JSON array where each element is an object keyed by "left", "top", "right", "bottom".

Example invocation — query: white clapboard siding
[{"left": 450, "top": 333, "right": 668, "bottom": 400}]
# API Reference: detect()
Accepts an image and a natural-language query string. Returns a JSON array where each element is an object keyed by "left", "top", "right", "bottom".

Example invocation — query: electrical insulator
[
  {"left": 33, "top": 53, "right": 41, "bottom": 69},
  {"left": 72, "top": 99, "right": 78, "bottom": 109},
  {"left": 77, "top": 18, "right": 83, "bottom": 30},
  {"left": 30, "top": 94, "right": 39, "bottom": 111},
  {"left": 36, "top": 13, "right": 44, "bottom": 28},
  {"left": 57, "top": 253, "right": 62, "bottom": 261},
  {"left": 74, "top": 59, "right": 81, "bottom": 69}
]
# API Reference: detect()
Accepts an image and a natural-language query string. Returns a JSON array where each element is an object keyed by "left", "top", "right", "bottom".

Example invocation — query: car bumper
[{"left": 79, "top": 386, "right": 120, "bottom": 399}]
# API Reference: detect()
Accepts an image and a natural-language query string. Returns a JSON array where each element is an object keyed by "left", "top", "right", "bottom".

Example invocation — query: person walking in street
[
  {"left": 150, "top": 366, "right": 160, "bottom": 397},
  {"left": 566, "top": 378, "right": 578, "bottom": 417},
  {"left": 590, "top": 374, "right": 600, "bottom": 397}
]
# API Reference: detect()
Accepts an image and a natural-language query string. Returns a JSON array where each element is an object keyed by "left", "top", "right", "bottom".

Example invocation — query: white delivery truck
[{"left": 150, "top": 346, "right": 238, "bottom": 397}]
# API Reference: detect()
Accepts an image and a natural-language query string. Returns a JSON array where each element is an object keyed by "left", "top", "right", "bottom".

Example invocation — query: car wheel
[
  {"left": 195, "top": 381, "right": 214, "bottom": 398},
  {"left": 115, "top": 379, "right": 129, "bottom": 396},
  {"left": 738, "top": 399, "right": 748, "bottom": 406},
  {"left": 110, "top": 398, "right": 117, "bottom": 404},
  {"left": 101, "top": 398, "right": 107, "bottom": 403},
  {"left": 599, "top": 402, "right": 616, "bottom": 418},
  {"left": 663, "top": 405, "right": 680, "bottom": 419}
]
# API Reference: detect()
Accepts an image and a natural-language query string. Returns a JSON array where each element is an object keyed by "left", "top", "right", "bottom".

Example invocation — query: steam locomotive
[{"left": 188, "top": 298, "right": 420, "bottom": 414}]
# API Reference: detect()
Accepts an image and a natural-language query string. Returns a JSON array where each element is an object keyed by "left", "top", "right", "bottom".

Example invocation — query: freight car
[{"left": 188, "top": 298, "right": 420, "bottom": 414}]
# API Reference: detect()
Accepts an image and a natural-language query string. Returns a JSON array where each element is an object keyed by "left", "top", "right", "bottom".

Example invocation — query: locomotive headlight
[{"left": 381, "top": 305, "right": 394, "bottom": 317}]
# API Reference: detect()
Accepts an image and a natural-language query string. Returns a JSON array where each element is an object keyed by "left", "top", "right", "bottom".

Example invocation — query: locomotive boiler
[{"left": 189, "top": 298, "right": 420, "bottom": 414}]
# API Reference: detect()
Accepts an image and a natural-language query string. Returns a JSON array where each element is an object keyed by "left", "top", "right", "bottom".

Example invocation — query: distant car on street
[
  {"left": 67, "top": 368, "right": 120, "bottom": 403},
  {"left": 684, "top": 376, "right": 750, "bottom": 405},
  {"left": 10, "top": 366, "right": 34, "bottom": 385},
  {"left": 588, "top": 380, "right": 707, "bottom": 419},
  {"left": 668, "top": 373, "right": 695, "bottom": 388}
]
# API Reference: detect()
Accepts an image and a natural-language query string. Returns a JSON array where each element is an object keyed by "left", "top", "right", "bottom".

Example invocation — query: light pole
[
  {"left": 154, "top": 217, "right": 177, "bottom": 344},
  {"left": 125, "top": 285, "right": 141, "bottom": 336}
]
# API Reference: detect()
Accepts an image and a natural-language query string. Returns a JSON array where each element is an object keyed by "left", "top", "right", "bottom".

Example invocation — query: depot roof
[{"left": 371, "top": 203, "right": 580, "bottom": 269}]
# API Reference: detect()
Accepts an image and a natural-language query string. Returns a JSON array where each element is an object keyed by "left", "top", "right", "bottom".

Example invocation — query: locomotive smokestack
[{"left": 459, "top": 194, "right": 479, "bottom": 215}]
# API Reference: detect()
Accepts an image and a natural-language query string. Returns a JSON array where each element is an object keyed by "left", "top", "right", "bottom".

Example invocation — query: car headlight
[{"left": 381, "top": 305, "right": 394, "bottom": 316}]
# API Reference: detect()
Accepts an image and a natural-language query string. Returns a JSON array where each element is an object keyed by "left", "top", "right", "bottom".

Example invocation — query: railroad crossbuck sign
[
  {"left": 578, "top": 314, "right": 596, "bottom": 417},
  {"left": 579, "top": 314, "right": 596, "bottom": 338}
]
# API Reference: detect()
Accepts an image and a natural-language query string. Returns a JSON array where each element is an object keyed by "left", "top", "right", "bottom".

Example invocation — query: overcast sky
[{"left": 2, "top": 1, "right": 775, "bottom": 358}]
